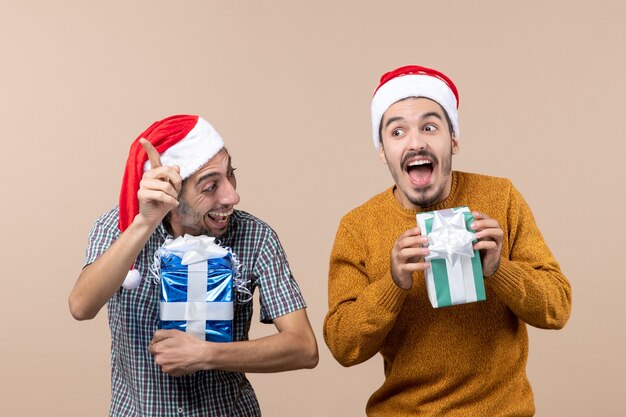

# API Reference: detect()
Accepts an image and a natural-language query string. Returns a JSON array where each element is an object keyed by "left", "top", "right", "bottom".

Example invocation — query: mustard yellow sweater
[{"left": 324, "top": 171, "right": 571, "bottom": 417}]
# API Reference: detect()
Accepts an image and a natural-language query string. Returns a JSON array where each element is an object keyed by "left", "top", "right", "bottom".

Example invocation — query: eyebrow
[
  {"left": 196, "top": 171, "right": 219, "bottom": 185},
  {"left": 421, "top": 112, "right": 443, "bottom": 121},
  {"left": 384, "top": 116, "right": 405, "bottom": 129},
  {"left": 196, "top": 155, "right": 233, "bottom": 186},
  {"left": 384, "top": 112, "right": 444, "bottom": 130}
]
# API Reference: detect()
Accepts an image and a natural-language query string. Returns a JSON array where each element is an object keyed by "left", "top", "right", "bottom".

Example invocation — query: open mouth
[
  {"left": 405, "top": 158, "right": 434, "bottom": 187},
  {"left": 206, "top": 208, "right": 234, "bottom": 225}
]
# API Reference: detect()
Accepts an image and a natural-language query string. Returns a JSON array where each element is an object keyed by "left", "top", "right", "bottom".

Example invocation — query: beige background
[{"left": 1, "top": 0, "right": 624, "bottom": 415}]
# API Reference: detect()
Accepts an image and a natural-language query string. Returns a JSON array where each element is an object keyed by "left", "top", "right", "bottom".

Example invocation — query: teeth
[
  {"left": 407, "top": 160, "right": 432, "bottom": 167},
  {"left": 208, "top": 208, "right": 234, "bottom": 218}
]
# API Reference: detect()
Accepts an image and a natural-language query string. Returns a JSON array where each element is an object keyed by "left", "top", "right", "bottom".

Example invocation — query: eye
[
  {"left": 228, "top": 167, "right": 237, "bottom": 178},
  {"left": 202, "top": 183, "right": 216, "bottom": 193},
  {"left": 391, "top": 128, "right": 405, "bottom": 137},
  {"left": 423, "top": 123, "right": 438, "bottom": 133}
]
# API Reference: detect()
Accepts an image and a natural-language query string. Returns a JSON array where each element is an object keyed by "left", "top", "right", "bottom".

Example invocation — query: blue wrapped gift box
[{"left": 158, "top": 236, "right": 235, "bottom": 342}]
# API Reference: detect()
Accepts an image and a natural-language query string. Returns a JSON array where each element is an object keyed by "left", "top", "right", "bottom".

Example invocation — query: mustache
[{"left": 401, "top": 150, "right": 439, "bottom": 168}]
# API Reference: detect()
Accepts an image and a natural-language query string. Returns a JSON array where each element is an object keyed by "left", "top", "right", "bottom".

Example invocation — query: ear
[
  {"left": 378, "top": 143, "right": 388, "bottom": 165},
  {"left": 451, "top": 136, "right": 459, "bottom": 155},
  {"left": 167, "top": 208, "right": 185, "bottom": 238}
]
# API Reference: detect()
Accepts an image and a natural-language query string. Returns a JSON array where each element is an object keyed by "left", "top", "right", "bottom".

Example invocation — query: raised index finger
[{"left": 140, "top": 138, "right": 162, "bottom": 169}]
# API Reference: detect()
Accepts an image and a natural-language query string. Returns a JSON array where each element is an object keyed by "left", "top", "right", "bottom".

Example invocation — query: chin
[
  {"left": 209, "top": 229, "right": 227, "bottom": 238},
  {"left": 406, "top": 186, "right": 443, "bottom": 209}
]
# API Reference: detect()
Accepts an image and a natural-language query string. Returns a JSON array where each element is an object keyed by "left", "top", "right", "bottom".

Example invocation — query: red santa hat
[
  {"left": 119, "top": 114, "right": 224, "bottom": 289},
  {"left": 370, "top": 65, "right": 460, "bottom": 149}
]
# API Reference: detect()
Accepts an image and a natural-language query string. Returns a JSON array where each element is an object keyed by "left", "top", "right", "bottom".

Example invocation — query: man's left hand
[
  {"left": 148, "top": 329, "right": 209, "bottom": 377},
  {"left": 471, "top": 211, "right": 504, "bottom": 277}
]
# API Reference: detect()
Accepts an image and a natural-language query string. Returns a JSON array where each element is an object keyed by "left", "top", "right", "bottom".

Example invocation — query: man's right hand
[
  {"left": 390, "top": 226, "right": 430, "bottom": 289},
  {"left": 136, "top": 138, "right": 183, "bottom": 227}
]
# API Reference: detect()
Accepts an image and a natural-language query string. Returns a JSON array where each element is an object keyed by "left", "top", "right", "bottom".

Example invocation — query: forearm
[
  {"left": 486, "top": 258, "right": 572, "bottom": 329},
  {"left": 150, "top": 309, "right": 318, "bottom": 376},
  {"left": 68, "top": 216, "right": 157, "bottom": 320},
  {"left": 324, "top": 274, "right": 407, "bottom": 367},
  {"left": 486, "top": 185, "right": 573, "bottom": 329},
  {"left": 204, "top": 326, "right": 318, "bottom": 373}
]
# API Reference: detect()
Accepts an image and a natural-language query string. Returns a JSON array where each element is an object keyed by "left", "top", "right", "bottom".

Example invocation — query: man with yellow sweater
[{"left": 323, "top": 65, "right": 572, "bottom": 416}]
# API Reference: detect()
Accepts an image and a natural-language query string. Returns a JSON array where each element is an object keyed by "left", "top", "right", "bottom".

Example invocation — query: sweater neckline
[{"left": 386, "top": 171, "right": 461, "bottom": 217}]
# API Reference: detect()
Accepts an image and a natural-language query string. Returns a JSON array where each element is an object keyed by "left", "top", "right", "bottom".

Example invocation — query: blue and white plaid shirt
[{"left": 85, "top": 208, "right": 307, "bottom": 417}]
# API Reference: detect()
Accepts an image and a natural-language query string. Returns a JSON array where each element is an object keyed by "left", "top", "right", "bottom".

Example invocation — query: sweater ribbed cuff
[
  {"left": 486, "top": 258, "right": 524, "bottom": 298},
  {"left": 375, "top": 274, "right": 409, "bottom": 313}
]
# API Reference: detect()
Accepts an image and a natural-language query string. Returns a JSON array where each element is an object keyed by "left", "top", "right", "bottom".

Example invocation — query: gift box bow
[
  {"left": 425, "top": 209, "right": 476, "bottom": 266},
  {"left": 162, "top": 234, "right": 229, "bottom": 264}
]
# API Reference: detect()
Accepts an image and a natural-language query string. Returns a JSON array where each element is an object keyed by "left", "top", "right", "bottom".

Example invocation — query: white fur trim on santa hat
[
  {"left": 371, "top": 74, "right": 459, "bottom": 150},
  {"left": 143, "top": 117, "right": 225, "bottom": 179}
]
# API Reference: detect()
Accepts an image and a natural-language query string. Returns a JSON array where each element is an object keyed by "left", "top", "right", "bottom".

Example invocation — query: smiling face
[
  {"left": 169, "top": 148, "right": 240, "bottom": 237},
  {"left": 379, "top": 97, "right": 458, "bottom": 210}
]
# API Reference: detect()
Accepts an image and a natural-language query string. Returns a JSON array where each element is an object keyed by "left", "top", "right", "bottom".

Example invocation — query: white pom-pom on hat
[{"left": 122, "top": 269, "right": 142, "bottom": 290}]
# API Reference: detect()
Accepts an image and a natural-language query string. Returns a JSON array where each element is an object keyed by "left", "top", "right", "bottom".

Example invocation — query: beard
[{"left": 176, "top": 197, "right": 212, "bottom": 236}]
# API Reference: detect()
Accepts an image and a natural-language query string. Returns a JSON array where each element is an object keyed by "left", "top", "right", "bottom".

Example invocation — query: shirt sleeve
[
  {"left": 253, "top": 226, "right": 306, "bottom": 323},
  {"left": 323, "top": 221, "right": 408, "bottom": 367},
  {"left": 485, "top": 183, "right": 572, "bottom": 329},
  {"left": 84, "top": 208, "right": 121, "bottom": 267}
]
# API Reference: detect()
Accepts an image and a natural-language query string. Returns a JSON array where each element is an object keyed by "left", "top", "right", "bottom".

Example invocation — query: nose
[
  {"left": 407, "top": 129, "right": 427, "bottom": 151},
  {"left": 218, "top": 178, "right": 240, "bottom": 207}
]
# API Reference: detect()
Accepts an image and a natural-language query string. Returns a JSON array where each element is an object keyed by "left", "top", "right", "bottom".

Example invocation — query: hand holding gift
[
  {"left": 148, "top": 329, "right": 209, "bottom": 377},
  {"left": 390, "top": 226, "right": 431, "bottom": 289},
  {"left": 470, "top": 211, "right": 504, "bottom": 277}
]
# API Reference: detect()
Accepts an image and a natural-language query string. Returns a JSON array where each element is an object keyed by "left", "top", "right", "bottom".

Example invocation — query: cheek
[
  {"left": 380, "top": 140, "right": 404, "bottom": 164},
  {"left": 436, "top": 142, "right": 452, "bottom": 157},
  {"left": 186, "top": 194, "right": 212, "bottom": 213},
  {"left": 190, "top": 194, "right": 204, "bottom": 206}
]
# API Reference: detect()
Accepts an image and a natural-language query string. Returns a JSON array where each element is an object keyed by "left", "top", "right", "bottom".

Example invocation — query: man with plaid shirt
[{"left": 69, "top": 115, "right": 318, "bottom": 416}]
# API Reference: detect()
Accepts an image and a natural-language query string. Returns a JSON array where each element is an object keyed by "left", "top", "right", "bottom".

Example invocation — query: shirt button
[{"left": 177, "top": 406, "right": 184, "bottom": 414}]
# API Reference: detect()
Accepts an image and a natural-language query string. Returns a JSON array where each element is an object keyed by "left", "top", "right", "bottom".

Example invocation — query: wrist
[
  {"left": 131, "top": 213, "right": 161, "bottom": 234},
  {"left": 392, "top": 277, "right": 412, "bottom": 290},
  {"left": 391, "top": 270, "right": 412, "bottom": 289},
  {"left": 200, "top": 341, "right": 220, "bottom": 370}
]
